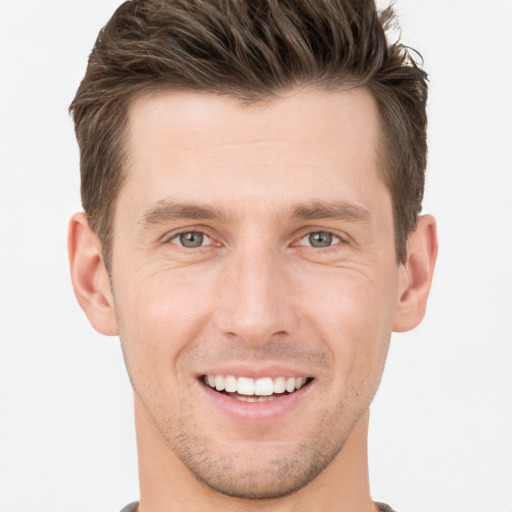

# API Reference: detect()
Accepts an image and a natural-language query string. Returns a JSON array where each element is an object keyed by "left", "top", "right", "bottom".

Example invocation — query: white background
[{"left": 0, "top": 0, "right": 511, "bottom": 511}]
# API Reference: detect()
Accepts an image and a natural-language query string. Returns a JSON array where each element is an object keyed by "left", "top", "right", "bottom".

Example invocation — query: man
[{"left": 68, "top": 0, "right": 437, "bottom": 511}]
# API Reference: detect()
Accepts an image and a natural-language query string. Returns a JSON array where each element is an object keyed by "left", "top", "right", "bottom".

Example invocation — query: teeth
[
  {"left": 215, "top": 375, "right": 225, "bottom": 391},
  {"left": 224, "top": 375, "right": 237, "bottom": 392},
  {"left": 237, "top": 376, "right": 255, "bottom": 396},
  {"left": 204, "top": 375, "right": 309, "bottom": 396},
  {"left": 254, "top": 377, "right": 273, "bottom": 396},
  {"left": 273, "top": 376, "right": 286, "bottom": 394},
  {"left": 285, "top": 377, "right": 296, "bottom": 393},
  {"left": 234, "top": 395, "right": 258, "bottom": 402},
  {"left": 233, "top": 395, "right": 278, "bottom": 402}
]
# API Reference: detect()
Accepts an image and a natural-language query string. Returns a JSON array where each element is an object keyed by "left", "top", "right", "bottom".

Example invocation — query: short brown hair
[{"left": 70, "top": 0, "right": 428, "bottom": 269}]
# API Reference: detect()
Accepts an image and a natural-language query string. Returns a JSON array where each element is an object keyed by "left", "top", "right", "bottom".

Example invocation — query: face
[{"left": 110, "top": 88, "right": 404, "bottom": 498}]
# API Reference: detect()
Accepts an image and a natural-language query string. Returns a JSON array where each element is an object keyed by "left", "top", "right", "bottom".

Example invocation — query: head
[{"left": 69, "top": 0, "right": 437, "bottom": 505}]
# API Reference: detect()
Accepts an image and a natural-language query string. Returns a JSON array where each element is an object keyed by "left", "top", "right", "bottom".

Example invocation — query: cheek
[
  {"left": 299, "top": 262, "right": 397, "bottom": 330},
  {"left": 113, "top": 265, "right": 217, "bottom": 387},
  {"left": 296, "top": 265, "right": 397, "bottom": 384},
  {"left": 117, "top": 258, "right": 214, "bottom": 325}
]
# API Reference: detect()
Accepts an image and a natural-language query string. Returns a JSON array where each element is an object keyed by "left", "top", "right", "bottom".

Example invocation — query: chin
[{"left": 166, "top": 426, "right": 349, "bottom": 499}]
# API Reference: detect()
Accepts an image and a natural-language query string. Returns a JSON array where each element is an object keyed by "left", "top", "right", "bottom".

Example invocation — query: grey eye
[
  {"left": 172, "top": 231, "right": 210, "bottom": 248},
  {"left": 302, "top": 231, "right": 340, "bottom": 248}
]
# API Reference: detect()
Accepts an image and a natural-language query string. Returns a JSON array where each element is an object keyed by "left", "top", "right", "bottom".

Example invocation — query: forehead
[
  {"left": 126, "top": 87, "right": 381, "bottom": 156},
  {"left": 120, "top": 87, "right": 388, "bottom": 221}
]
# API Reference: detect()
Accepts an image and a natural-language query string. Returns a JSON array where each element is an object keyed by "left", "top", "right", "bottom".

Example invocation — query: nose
[{"left": 214, "top": 244, "right": 299, "bottom": 345}]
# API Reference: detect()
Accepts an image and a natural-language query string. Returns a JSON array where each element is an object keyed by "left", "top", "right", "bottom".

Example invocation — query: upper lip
[{"left": 196, "top": 363, "right": 313, "bottom": 379}]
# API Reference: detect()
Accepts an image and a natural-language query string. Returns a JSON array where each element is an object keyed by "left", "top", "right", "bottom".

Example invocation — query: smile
[{"left": 202, "top": 375, "right": 312, "bottom": 402}]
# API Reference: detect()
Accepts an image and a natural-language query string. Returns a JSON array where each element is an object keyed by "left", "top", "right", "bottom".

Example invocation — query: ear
[
  {"left": 393, "top": 214, "right": 438, "bottom": 332},
  {"left": 68, "top": 212, "right": 118, "bottom": 336}
]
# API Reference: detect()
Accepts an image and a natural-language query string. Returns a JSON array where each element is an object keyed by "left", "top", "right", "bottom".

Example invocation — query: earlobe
[
  {"left": 68, "top": 212, "right": 118, "bottom": 336},
  {"left": 393, "top": 214, "right": 438, "bottom": 332}
]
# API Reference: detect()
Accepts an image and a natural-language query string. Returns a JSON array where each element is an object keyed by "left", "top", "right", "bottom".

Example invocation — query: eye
[
  {"left": 299, "top": 231, "right": 341, "bottom": 248},
  {"left": 169, "top": 231, "right": 212, "bottom": 248}
]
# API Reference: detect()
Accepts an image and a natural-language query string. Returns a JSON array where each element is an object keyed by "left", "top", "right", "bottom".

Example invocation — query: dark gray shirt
[{"left": 120, "top": 501, "right": 397, "bottom": 511}]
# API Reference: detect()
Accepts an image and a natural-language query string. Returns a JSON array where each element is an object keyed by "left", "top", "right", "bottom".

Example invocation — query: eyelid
[
  {"left": 161, "top": 226, "right": 219, "bottom": 246},
  {"left": 170, "top": 232, "right": 212, "bottom": 247},
  {"left": 159, "top": 226, "right": 349, "bottom": 249},
  {"left": 292, "top": 228, "right": 348, "bottom": 247},
  {"left": 298, "top": 232, "right": 340, "bottom": 247}
]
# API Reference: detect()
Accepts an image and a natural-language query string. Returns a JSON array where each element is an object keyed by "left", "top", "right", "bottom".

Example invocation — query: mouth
[{"left": 201, "top": 374, "right": 313, "bottom": 402}]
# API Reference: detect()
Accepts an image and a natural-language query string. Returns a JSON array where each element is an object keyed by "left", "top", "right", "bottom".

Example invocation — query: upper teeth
[{"left": 205, "top": 375, "right": 308, "bottom": 396}]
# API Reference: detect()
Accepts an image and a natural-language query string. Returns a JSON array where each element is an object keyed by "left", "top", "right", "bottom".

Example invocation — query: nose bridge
[{"left": 215, "top": 240, "right": 295, "bottom": 343}]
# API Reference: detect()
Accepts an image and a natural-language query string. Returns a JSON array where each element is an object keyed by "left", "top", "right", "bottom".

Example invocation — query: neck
[{"left": 135, "top": 395, "right": 377, "bottom": 512}]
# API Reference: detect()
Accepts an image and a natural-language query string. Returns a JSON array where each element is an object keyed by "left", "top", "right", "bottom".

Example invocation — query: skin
[{"left": 69, "top": 88, "right": 437, "bottom": 512}]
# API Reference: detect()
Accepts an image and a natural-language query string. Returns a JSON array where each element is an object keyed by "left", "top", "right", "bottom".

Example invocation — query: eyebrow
[
  {"left": 290, "top": 201, "right": 372, "bottom": 224},
  {"left": 140, "top": 199, "right": 372, "bottom": 228},
  {"left": 140, "top": 201, "right": 228, "bottom": 226}
]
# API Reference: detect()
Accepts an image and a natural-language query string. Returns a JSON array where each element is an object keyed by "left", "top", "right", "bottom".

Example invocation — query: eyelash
[
  {"left": 163, "top": 228, "right": 347, "bottom": 250},
  {"left": 165, "top": 228, "right": 216, "bottom": 249},
  {"left": 296, "top": 231, "right": 342, "bottom": 248}
]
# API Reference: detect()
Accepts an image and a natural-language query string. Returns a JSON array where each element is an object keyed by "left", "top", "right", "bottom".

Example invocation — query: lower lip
[{"left": 197, "top": 380, "right": 314, "bottom": 422}]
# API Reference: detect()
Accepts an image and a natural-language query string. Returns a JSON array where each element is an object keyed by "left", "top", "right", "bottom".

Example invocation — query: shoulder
[
  {"left": 119, "top": 503, "right": 138, "bottom": 512},
  {"left": 375, "top": 503, "right": 398, "bottom": 512}
]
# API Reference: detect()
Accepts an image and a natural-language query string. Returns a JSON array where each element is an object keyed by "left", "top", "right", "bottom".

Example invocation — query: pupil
[
  {"left": 180, "top": 232, "right": 204, "bottom": 248},
  {"left": 309, "top": 232, "right": 332, "bottom": 247}
]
